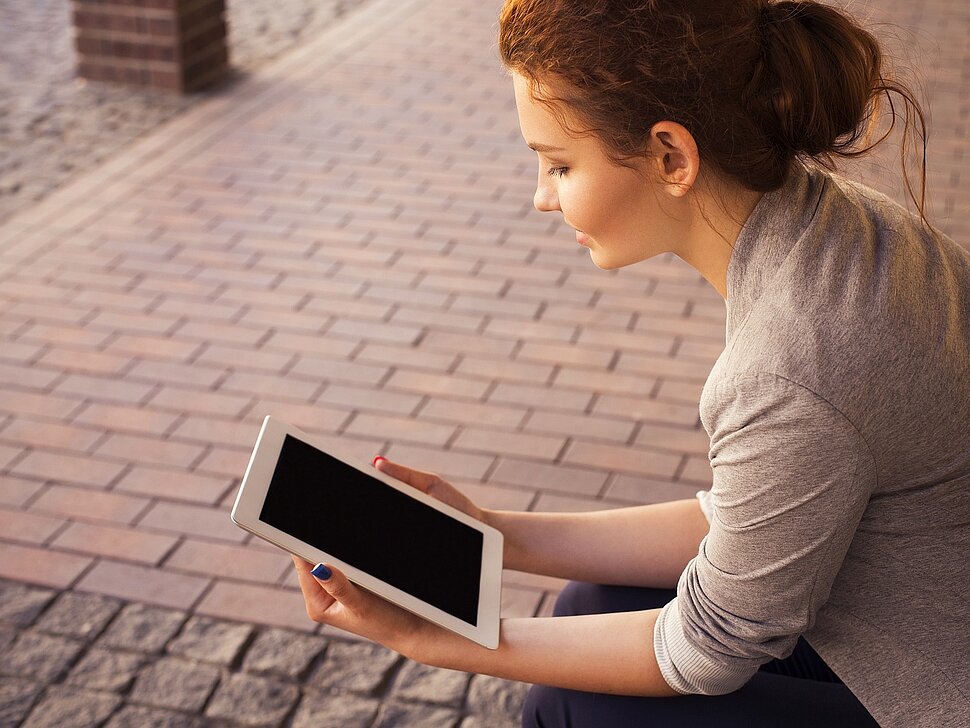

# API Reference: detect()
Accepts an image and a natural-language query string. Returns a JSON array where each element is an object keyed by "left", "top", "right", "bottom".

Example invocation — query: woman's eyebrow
[{"left": 528, "top": 142, "right": 566, "bottom": 153}]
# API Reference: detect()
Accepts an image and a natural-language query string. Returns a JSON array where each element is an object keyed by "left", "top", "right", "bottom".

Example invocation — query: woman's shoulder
[
  {"left": 737, "top": 164, "right": 969, "bottom": 350},
  {"left": 808, "top": 164, "right": 965, "bottom": 259}
]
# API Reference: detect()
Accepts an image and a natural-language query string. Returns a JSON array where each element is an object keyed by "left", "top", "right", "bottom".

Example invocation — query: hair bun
[{"left": 749, "top": 0, "right": 882, "bottom": 158}]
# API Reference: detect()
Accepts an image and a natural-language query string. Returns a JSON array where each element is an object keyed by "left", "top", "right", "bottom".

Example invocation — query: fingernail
[
  {"left": 372, "top": 456, "right": 386, "bottom": 467},
  {"left": 311, "top": 563, "right": 332, "bottom": 580}
]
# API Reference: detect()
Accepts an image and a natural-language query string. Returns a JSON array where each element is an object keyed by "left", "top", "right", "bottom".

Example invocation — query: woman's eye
[{"left": 546, "top": 166, "right": 568, "bottom": 178}]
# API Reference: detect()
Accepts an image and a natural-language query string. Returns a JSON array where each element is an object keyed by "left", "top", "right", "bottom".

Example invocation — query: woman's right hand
[{"left": 373, "top": 456, "right": 487, "bottom": 524}]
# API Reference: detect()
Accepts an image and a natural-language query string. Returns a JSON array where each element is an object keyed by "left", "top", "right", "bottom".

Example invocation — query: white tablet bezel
[{"left": 231, "top": 415, "right": 503, "bottom": 649}]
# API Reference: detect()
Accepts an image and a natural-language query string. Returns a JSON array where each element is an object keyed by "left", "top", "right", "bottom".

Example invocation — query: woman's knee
[
  {"left": 552, "top": 581, "right": 598, "bottom": 617},
  {"left": 521, "top": 683, "right": 567, "bottom": 728},
  {"left": 553, "top": 581, "right": 676, "bottom": 617}
]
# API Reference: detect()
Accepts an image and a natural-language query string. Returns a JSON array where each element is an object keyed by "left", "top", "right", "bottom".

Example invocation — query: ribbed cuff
[{"left": 654, "top": 598, "right": 755, "bottom": 696}]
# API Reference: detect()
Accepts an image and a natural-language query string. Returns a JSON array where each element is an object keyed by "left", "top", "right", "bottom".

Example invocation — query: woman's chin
[
  {"left": 587, "top": 248, "right": 624, "bottom": 271},
  {"left": 588, "top": 244, "right": 658, "bottom": 271}
]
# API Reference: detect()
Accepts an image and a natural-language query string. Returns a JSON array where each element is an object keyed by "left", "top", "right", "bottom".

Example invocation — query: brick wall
[{"left": 72, "top": 0, "right": 229, "bottom": 93}]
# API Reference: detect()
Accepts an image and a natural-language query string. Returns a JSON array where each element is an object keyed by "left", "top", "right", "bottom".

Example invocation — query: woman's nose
[{"left": 533, "top": 175, "right": 560, "bottom": 213}]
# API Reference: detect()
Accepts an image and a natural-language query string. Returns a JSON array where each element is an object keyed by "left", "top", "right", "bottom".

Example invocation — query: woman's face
[{"left": 512, "top": 73, "right": 683, "bottom": 270}]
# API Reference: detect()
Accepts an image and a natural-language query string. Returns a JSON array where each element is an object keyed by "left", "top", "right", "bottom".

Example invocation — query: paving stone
[
  {"left": 0, "top": 581, "right": 56, "bottom": 627},
  {"left": 167, "top": 615, "right": 254, "bottom": 666},
  {"left": 20, "top": 684, "right": 122, "bottom": 728},
  {"left": 0, "top": 631, "right": 84, "bottom": 683},
  {"left": 308, "top": 640, "right": 401, "bottom": 695},
  {"left": 465, "top": 674, "right": 530, "bottom": 721},
  {"left": 35, "top": 591, "right": 122, "bottom": 641},
  {"left": 376, "top": 699, "right": 460, "bottom": 728},
  {"left": 98, "top": 603, "right": 186, "bottom": 653},
  {"left": 66, "top": 647, "right": 145, "bottom": 692},
  {"left": 0, "top": 678, "right": 43, "bottom": 726},
  {"left": 205, "top": 672, "right": 300, "bottom": 727},
  {"left": 291, "top": 690, "right": 381, "bottom": 728},
  {"left": 242, "top": 627, "right": 327, "bottom": 679},
  {"left": 128, "top": 657, "right": 220, "bottom": 713},
  {"left": 105, "top": 704, "right": 205, "bottom": 728},
  {"left": 0, "top": 625, "right": 15, "bottom": 653},
  {"left": 391, "top": 661, "right": 470, "bottom": 708}
]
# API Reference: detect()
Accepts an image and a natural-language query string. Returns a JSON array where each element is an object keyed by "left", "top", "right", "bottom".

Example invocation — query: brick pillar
[{"left": 72, "top": 0, "right": 229, "bottom": 94}]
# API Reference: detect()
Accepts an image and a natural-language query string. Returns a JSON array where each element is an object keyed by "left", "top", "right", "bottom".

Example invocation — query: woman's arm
[
  {"left": 487, "top": 498, "right": 711, "bottom": 589},
  {"left": 289, "top": 462, "right": 706, "bottom": 696},
  {"left": 293, "top": 558, "right": 680, "bottom": 697},
  {"left": 414, "top": 609, "right": 680, "bottom": 696},
  {"left": 375, "top": 457, "right": 711, "bottom": 590}
]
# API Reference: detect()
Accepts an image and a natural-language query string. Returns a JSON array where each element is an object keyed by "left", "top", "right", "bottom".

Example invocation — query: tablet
[{"left": 230, "top": 415, "right": 503, "bottom": 649}]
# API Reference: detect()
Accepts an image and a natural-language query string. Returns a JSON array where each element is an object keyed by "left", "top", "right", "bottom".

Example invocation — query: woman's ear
[{"left": 648, "top": 121, "right": 700, "bottom": 197}]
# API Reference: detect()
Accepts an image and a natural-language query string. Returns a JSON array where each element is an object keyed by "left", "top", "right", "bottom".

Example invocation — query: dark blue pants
[{"left": 522, "top": 582, "right": 880, "bottom": 728}]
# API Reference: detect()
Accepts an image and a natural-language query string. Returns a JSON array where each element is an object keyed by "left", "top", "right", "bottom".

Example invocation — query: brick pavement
[
  {"left": 0, "top": 0, "right": 372, "bottom": 223},
  {"left": 0, "top": 578, "right": 523, "bottom": 727},
  {"left": 0, "top": 0, "right": 967, "bottom": 725}
]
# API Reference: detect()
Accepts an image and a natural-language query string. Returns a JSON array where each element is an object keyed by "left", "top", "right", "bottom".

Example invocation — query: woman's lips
[{"left": 575, "top": 230, "right": 591, "bottom": 246}]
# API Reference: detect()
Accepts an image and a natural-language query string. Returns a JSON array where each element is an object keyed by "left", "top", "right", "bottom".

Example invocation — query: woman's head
[
  {"left": 500, "top": 0, "right": 926, "bottom": 217},
  {"left": 513, "top": 71, "right": 710, "bottom": 270}
]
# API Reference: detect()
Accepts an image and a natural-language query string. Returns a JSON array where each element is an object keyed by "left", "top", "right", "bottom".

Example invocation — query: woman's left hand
[{"left": 291, "top": 556, "right": 429, "bottom": 656}]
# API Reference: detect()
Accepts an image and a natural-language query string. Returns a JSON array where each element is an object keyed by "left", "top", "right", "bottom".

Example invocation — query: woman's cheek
[{"left": 562, "top": 184, "right": 598, "bottom": 234}]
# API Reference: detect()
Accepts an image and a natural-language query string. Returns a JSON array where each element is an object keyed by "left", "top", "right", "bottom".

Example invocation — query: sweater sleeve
[{"left": 654, "top": 374, "right": 876, "bottom": 695}]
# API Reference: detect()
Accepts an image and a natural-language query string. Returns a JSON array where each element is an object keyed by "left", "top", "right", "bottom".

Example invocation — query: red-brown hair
[{"left": 499, "top": 0, "right": 927, "bottom": 218}]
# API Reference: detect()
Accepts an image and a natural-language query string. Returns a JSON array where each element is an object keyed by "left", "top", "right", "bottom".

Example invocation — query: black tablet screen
[{"left": 259, "top": 435, "right": 483, "bottom": 625}]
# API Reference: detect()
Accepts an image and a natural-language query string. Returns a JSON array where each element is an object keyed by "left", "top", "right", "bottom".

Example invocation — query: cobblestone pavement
[
  {"left": 0, "top": 579, "right": 524, "bottom": 727},
  {"left": 0, "top": 0, "right": 967, "bottom": 726},
  {"left": 0, "top": 0, "right": 369, "bottom": 223}
]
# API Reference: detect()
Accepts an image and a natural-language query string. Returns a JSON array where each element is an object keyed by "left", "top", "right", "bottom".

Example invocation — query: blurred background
[
  {"left": 0, "top": 0, "right": 966, "bottom": 726},
  {"left": 0, "top": 0, "right": 369, "bottom": 222}
]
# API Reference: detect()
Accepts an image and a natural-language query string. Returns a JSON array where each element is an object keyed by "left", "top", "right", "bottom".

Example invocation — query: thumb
[{"left": 310, "top": 563, "right": 360, "bottom": 610}]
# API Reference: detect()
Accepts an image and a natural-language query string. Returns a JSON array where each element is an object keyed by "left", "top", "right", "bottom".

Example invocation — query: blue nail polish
[{"left": 311, "top": 563, "right": 332, "bottom": 580}]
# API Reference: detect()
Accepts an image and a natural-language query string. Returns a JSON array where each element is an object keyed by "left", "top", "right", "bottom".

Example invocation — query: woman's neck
[{"left": 674, "top": 180, "right": 763, "bottom": 301}]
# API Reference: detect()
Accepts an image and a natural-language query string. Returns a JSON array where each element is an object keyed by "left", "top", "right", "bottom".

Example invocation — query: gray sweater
[{"left": 653, "top": 163, "right": 970, "bottom": 727}]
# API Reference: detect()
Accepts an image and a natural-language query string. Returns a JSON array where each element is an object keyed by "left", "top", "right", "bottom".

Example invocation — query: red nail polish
[{"left": 373, "top": 456, "right": 386, "bottom": 466}]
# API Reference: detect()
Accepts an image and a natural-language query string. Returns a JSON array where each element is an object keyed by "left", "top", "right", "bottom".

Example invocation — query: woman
[{"left": 291, "top": 1, "right": 970, "bottom": 725}]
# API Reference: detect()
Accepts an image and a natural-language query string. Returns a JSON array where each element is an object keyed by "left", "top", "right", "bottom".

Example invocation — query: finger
[
  {"left": 310, "top": 563, "right": 362, "bottom": 613},
  {"left": 373, "top": 456, "right": 438, "bottom": 493},
  {"left": 292, "top": 556, "right": 335, "bottom": 613},
  {"left": 292, "top": 556, "right": 325, "bottom": 597}
]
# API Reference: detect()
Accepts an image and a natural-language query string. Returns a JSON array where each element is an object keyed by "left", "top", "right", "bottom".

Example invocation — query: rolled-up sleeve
[{"left": 654, "top": 373, "right": 876, "bottom": 695}]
